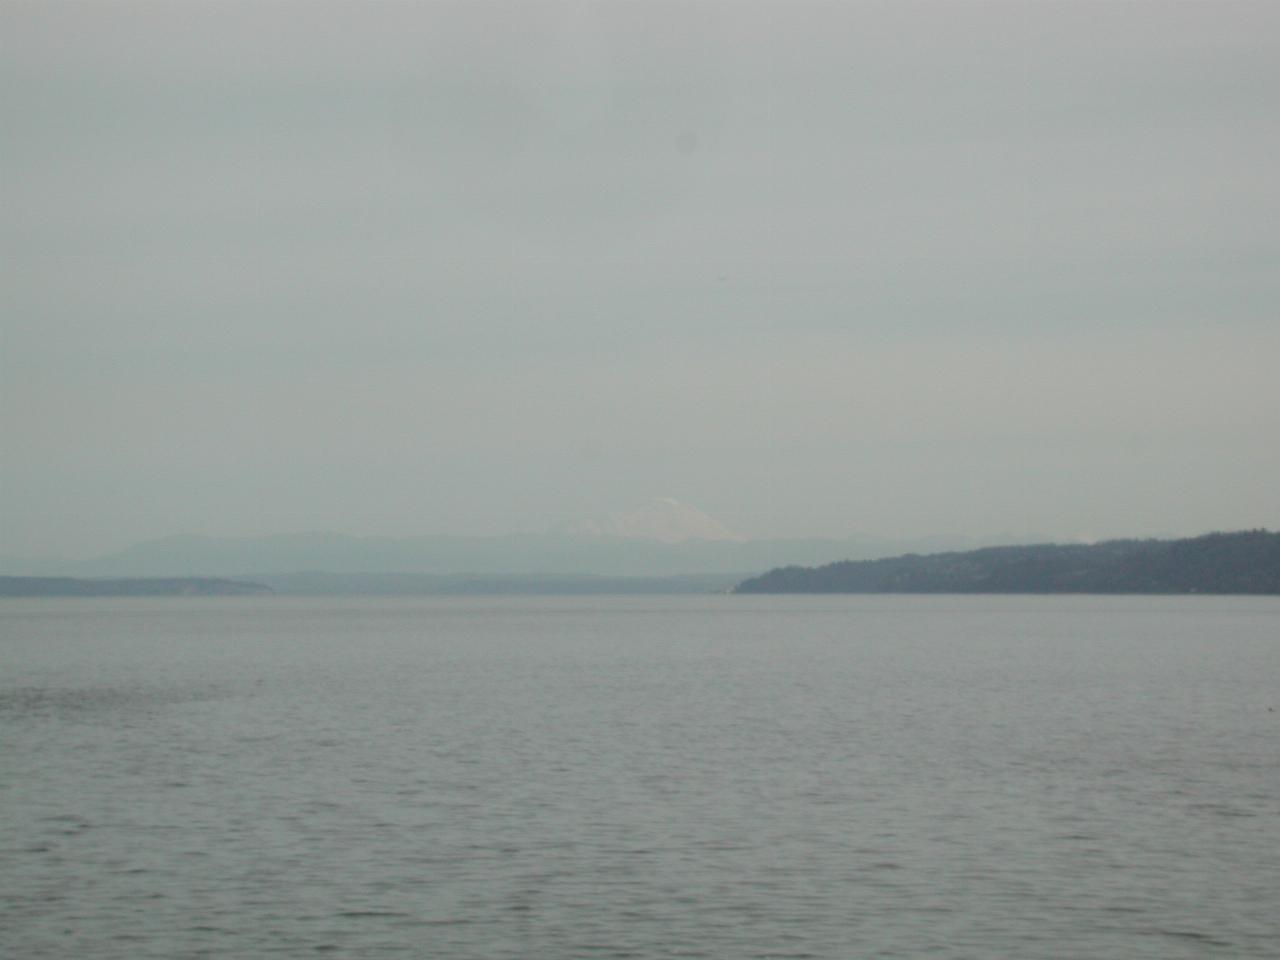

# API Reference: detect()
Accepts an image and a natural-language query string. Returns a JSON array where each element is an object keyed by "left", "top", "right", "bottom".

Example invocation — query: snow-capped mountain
[{"left": 556, "top": 498, "right": 744, "bottom": 543}]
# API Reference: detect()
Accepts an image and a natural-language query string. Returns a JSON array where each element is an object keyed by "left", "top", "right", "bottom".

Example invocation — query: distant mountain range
[
  {"left": 734, "top": 530, "right": 1280, "bottom": 595},
  {"left": 0, "top": 577, "right": 272, "bottom": 598},
  {"left": 0, "top": 529, "right": 1034, "bottom": 580}
]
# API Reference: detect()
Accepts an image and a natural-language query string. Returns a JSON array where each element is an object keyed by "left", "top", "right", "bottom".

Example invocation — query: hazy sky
[{"left": 3, "top": 0, "right": 1278, "bottom": 558}]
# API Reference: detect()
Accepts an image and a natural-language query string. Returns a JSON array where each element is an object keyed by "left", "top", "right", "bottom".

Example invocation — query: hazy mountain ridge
[
  {"left": 3, "top": 530, "right": 1036, "bottom": 579},
  {"left": 734, "top": 530, "right": 1280, "bottom": 595},
  {"left": 0, "top": 577, "right": 272, "bottom": 598}
]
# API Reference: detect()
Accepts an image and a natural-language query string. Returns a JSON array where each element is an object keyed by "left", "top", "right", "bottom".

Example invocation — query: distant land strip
[
  {"left": 0, "top": 577, "right": 273, "bottom": 597},
  {"left": 251, "top": 572, "right": 743, "bottom": 596},
  {"left": 733, "top": 530, "right": 1280, "bottom": 595},
  {"left": 0, "top": 573, "right": 742, "bottom": 597}
]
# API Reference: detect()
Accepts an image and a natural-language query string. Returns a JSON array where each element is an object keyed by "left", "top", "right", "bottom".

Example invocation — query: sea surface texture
[{"left": 2, "top": 596, "right": 1278, "bottom": 958}]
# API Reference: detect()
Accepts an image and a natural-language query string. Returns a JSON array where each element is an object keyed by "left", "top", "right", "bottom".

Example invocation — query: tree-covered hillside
[{"left": 734, "top": 530, "right": 1280, "bottom": 595}]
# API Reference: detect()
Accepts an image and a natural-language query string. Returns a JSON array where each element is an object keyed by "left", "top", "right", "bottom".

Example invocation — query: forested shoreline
[{"left": 735, "top": 530, "right": 1280, "bottom": 594}]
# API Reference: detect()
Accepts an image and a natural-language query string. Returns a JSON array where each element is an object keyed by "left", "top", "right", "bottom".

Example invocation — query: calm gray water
[{"left": 2, "top": 596, "right": 1278, "bottom": 959}]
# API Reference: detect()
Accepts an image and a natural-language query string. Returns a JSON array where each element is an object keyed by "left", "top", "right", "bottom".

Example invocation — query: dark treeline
[
  {"left": 734, "top": 530, "right": 1280, "bottom": 595},
  {"left": 0, "top": 577, "right": 272, "bottom": 597}
]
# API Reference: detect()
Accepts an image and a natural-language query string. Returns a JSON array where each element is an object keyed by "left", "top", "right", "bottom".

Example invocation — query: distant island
[
  {"left": 0, "top": 577, "right": 272, "bottom": 598},
  {"left": 734, "top": 530, "right": 1280, "bottom": 595}
]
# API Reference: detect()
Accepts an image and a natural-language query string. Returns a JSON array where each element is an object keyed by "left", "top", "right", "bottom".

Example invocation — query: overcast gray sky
[{"left": 3, "top": 0, "right": 1277, "bottom": 558}]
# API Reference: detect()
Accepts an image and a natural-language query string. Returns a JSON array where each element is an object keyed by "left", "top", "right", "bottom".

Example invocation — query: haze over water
[{"left": 3, "top": 596, "right": 1278, "bottom": 958}]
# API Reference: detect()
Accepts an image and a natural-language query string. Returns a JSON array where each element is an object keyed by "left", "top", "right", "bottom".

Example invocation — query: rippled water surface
[{"left": 2, "top": 596, "right": 1278, "bottom": 958}]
